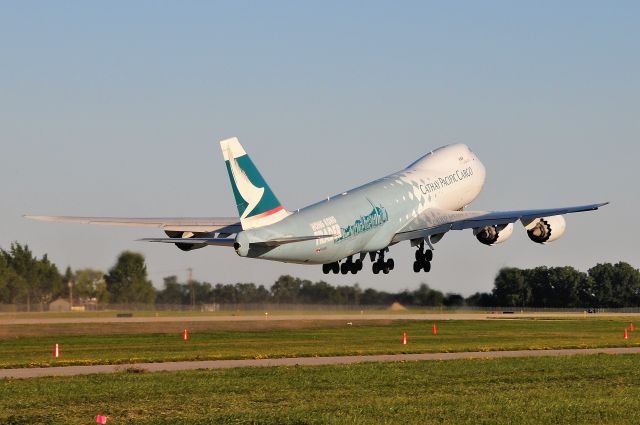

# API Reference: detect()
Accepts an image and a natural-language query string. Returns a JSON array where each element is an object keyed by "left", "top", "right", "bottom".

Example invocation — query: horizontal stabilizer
[
  {"left": 139, "top": 234, "right": 336, "bottom": 248},
  {"left": 138, "top": 238, "right": 236, "bottom": 247}
]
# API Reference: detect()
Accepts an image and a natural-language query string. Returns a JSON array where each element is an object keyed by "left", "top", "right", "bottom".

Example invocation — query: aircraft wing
[
  {"left": 391, "top": 202, "right": 608, "bottom": 243},
  {"left": 24, "top": 215, "right": 242, "bottom": 233}
]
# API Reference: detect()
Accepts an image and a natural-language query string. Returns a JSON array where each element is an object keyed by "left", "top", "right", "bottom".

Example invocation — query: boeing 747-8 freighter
[{"left": 27, "top": 138, "right": 607, "bottom": 275}]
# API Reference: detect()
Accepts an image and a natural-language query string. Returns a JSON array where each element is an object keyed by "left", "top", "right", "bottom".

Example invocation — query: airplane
[{"left": 26, "top": 137, "right": 608, "bottom": 275}]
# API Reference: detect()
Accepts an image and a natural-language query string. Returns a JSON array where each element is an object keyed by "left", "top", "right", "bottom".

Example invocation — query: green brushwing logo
[{"left": 335, "top": 204, "right": 389, "bottom": 242}]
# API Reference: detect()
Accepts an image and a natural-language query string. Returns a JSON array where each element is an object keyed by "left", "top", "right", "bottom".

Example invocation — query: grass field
[
  {"left": 1, "top": 354, "right": 639, "bottom": 424},
  {"left": 0, "top": 318, "right": 637, "bottom": 369}
]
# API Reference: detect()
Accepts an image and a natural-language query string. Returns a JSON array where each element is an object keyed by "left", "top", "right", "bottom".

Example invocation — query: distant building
[{"left": 49, "top": 298, "right": 71, "bottom": 312}]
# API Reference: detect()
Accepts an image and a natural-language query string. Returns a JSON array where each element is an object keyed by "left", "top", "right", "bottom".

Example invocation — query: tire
[
  {"left": 415, "top": 251, "right": 423, "bottom": 262},
  {"left": 322, "top": 264, "right": 330, "bottom": 274},
  {"left": 413, "top": 261, "right": 421, "bottom": 273},
  {"left": 355, "top": 259, "right": 363, "bottom": 270},
  {"left": 425, "top": 250, "right": 433, "bottom": 261},
  {"left": 341, "top": 263, "right": 349, "bottom": 274},
  {"left": 332, "top": 263, "right": 340, "bottom": 274},
  {"left": 350, "top": 265, "right": 358, "bottom": 274},
  {"left": 383, "top": 267, "right": 389, "bottom": 274},
  {"left": 423, "top": 262, "right": 431, "bottom": 272},
  {"left": 387, "top": 259, "right": 394, "bottom": 270},
  {"left": 372, "top": 263, "right": 380, "bottom": 274}
]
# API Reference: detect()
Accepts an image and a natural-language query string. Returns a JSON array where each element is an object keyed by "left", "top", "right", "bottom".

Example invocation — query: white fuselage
[{"left": 235, "top": 144, "right": 486, "bottom": 264}]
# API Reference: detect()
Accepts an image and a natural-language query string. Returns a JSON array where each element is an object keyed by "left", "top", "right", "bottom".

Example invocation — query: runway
[
  {"left": 2, "top": 347, "right": 638, "bottom": 379},
  {"left": 2, "top": 311, "right": 639, "bottom": 325}
]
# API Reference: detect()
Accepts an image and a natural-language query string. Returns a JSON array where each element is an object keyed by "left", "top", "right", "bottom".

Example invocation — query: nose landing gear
[{"left": 413, "top": 243, "right": 432, "bottom": 273}]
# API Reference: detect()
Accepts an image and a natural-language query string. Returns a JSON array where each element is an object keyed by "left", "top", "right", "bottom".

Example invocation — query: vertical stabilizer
[{"left": 220, "top": 137, "right": 290, "bottom": 229}]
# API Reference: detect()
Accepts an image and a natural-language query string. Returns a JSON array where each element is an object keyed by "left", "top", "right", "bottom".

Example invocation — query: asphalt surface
[
  {"left": 2, "top": 312, "right": 638, "bottom": 325},
  {"left": 1, "top": 347, "right": 638, "bottom": 379}
]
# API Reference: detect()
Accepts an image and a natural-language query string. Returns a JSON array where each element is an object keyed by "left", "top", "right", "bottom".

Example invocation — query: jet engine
[
  {"left": 523, "top": 215, "right": 566, "bottom": 244},
  {"left": 474, "top": 223, "right": 514, "bottom": 246},
  {"left": 164, "top": 231, "right": 208, "bottom": 251}
]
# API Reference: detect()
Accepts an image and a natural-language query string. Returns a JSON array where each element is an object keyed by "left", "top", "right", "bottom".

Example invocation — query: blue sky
[{"left": 1, "top": 1, "right": 638, "bottom": 295}]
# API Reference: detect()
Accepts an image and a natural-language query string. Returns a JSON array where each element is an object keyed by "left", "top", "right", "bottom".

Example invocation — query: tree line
[
  {"left": 0, "top": 243, "right": 459, "bottom": 308},
  {"left": 156, "top": 274, "right": 462, "bottom": 307},
  {"left": 1, "top": 242, "right": 639, "bottom": 309},
  {"left": 466, "top": 263, "right": 640, "bottom": 308},
  {"left": 0, "top": 243, "right": 155, "bottom": 308}
]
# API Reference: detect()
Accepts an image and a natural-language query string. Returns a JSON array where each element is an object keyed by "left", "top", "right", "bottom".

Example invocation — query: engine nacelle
[
  {"left": 474, "top": 223, "right": 514, "bottom": 246},
  {"left": 164, "top": 231, "right": 208, "bottom": 252},
  {"left": 523, "top": 215, "right": 566, "bottom": 244}
]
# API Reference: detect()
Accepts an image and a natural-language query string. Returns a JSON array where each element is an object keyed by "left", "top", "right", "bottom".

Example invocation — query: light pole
[{"left": 68, "top": 278, "right": 73, "bottom": 309}]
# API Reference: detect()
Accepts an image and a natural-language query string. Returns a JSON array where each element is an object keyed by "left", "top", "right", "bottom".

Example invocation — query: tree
[
  {"left": 443, "top": 293, "right": 465, "bottom": 307},
  {"left": 0, "top": 254, "right": 17, "bottom": 303},
  {"left": 2, "top": 243, "right": 62, "bottom": 310},
  {"left": 104, "top": 251, "right": 156, "bottom": 304},
  {"left": 411, "top": 283, "right": 444, "bottom": 306},
  {"left": 493, "top": 268, "right": 527, "bottom": 307},
  {"left": 465, "top": 292, "right": 496, "bottom": 307},
  {"left": 546, "top": 267, "right": 583, "bottom": 308},
  {"left": 156, "top": 275, "right": 187, "bottom": 304},
  {"left": 588, "top": 263, "right": 617, "bottom": 307},
  {"left": 588, "top": 262, "right": 640, "bottom": 307},
  {"left": 271, "top": 275, "right": 302, "bottom": 303},
  {"left": 74, "top": 268, "right": 109, "bottom": 303}
]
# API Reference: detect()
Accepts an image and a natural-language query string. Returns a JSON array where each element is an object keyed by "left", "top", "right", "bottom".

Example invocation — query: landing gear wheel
[
  {"left": 332, "top": 263, "right": 340, "bottom": 274},
  {"left": 341, "top": 263, "right": 349, "bottom": 274},
  {"left": 425, "top": 250, "right": 433, "bottom": 262},
  {"left": 423, "top": 262, "right": 431, "bottom": 272},
  {"left": 415, "top": 251, "right": 423, "bottom": 262},
  {"left": 413, "top": 261, "right": 421, "bottom": 273},
  {"left": 387, "top": 259, "right": 394, "bottom": 271},
  {"left": 322, "top": 264, "right": 330, "bottom": 274},
  {"left": 383, "top": 267, "right": 389, "bottom": 274},
  {"left": 355, "top": 259, "right": 363, "bottom": 271},
  {"left": 372, "top": 263, "right": 380, "bottom": 274}
]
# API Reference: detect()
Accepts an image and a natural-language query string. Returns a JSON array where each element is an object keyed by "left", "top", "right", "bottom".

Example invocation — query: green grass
[
  {"left": 1, "top": 354, "right": 639, "bottom": 424},
  {"left": 0, "top": 319, "right": 637, "bottom": 369}
]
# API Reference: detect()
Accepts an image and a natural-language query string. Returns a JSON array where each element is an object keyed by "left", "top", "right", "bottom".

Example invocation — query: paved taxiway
[
  {"left": 2, "top": 347, "right": 638, "bottom": 379},
  {"left": 2, "top": 312, "right": 639, "bottom": 325}
]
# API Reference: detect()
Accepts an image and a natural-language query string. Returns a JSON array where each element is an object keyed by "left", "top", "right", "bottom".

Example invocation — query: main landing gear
[
  {"left": 321, "top": 251, "right": 394, "bottom": 275},
  {"left": 322, "top": 262, "right": 340, "bottom": 274},
  {"left": 413, "top": 242, "right": 433, "bottom": 273},
  {"left": 371, "top": 249, "right": 394, "bottom": 275},
  {"left": 322, "top": 245, "right": 432, "bottom": 275},
  {"left": 322, "top": 256, "right": 363, "bottom": 275}
]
